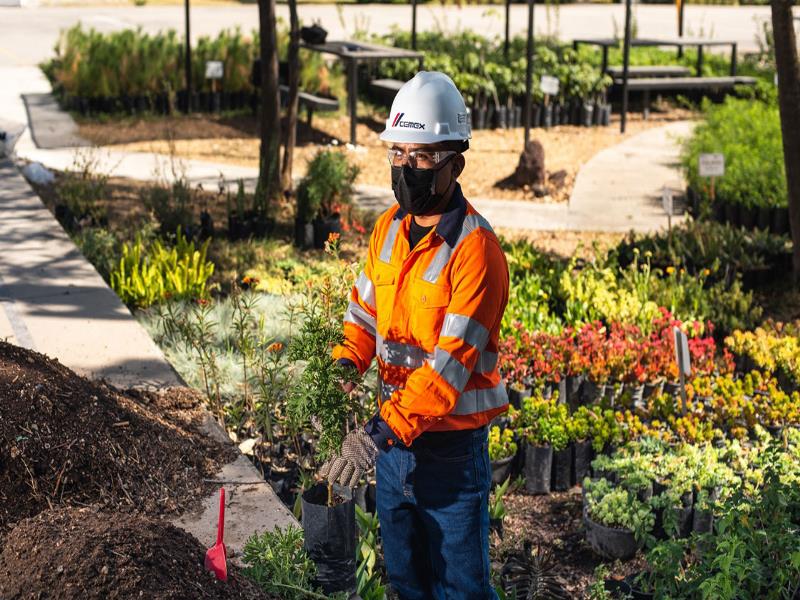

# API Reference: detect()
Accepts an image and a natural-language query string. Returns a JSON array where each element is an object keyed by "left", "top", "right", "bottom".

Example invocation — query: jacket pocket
[{"left": 409, "top": 279, "right": 451, "bottom": 349}]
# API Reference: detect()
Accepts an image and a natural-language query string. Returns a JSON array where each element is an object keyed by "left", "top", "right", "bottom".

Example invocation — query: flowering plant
[{"left": 488, "top": 425, "right": 518, "bottom": 461}]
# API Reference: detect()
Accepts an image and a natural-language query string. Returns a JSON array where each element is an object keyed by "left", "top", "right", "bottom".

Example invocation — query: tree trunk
[
  {"left": 281, "top": 0, "right": 301, "bottom": 193},
  {"left": 771, "top": 0, "right": 800, "bottom": 281},
  {"left": 257, "top": 0, "right": 282, "bottom": 216}
]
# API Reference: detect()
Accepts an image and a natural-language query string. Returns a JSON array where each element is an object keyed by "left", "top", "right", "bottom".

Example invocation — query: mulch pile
[
  {"left": 0, "top": 507, "right": 268, "bottom": 599},
  {"left": 0, "top": 340, "right": 235, "bottom": 531}
]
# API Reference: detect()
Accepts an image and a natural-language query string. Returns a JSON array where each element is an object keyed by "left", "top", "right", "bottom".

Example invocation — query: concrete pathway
[
  {"left": 0, "top": 155, "right": 297, "bottom": 556},
  {"left": 22, "top": 92, "right": 89, "bottom": 148}
]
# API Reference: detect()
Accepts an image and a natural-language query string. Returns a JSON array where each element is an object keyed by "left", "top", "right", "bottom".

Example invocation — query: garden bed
[
  {"left": 0, "top": 507, "right": 268, "bottom": 600},
  {"left": 498, "top": 490, "right": 647, "bottom": 596}
]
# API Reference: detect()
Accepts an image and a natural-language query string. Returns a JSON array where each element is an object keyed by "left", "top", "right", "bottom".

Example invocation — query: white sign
[
  {"left": 673, "top": 326, "right": 691, "bottom": 376},
  {"left": 540, "top": 75, "right": 560, "bottom": 96},
  {"left": 699, "top": 153, "right": 725, "bottom": 178},
  {"left": 205, "top": 61, "right": 224, "bottom": 80},
  {"left": 662, "top": 187, "right": 673, "bottom": 216}
]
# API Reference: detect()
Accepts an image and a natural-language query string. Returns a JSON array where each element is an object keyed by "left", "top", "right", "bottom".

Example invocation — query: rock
[
  {"left": 21, "top": 162, "right": 55, "bottom": 186},
  {"left": 512, "top": 140, "right": 546, "bottom": 187},
  {"left": 532, "top": 184, "right": 548, "bottom": 198},
  {"left": 548, "top": 169, "right": 568, "bottom": 190}
]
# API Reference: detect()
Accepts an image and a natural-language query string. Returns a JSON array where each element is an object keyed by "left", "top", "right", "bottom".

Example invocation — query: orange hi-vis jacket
[{"left": 332, "top": 184, "right": 510, "bottom": 448}]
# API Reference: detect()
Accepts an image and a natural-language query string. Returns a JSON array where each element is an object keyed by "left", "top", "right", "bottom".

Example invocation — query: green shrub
[
  {"left": 110, "top": 229, "right": 215, "bottom": 309},
  {"left": 72, "top": 227, "right": 119, "bottom": 281},
  {"left": 242, "top": 526, "right": 325, "bottom": 600},
  {"left": 296, "top": 150, "right": 359, "bottom": 222},
  {"left": 682, "top": 97, "right": 786, "bottom": 209}
]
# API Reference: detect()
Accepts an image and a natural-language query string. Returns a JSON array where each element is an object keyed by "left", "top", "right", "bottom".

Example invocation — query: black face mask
[{"left": 391, "top": 162, "right": 452, "bottom": 216}]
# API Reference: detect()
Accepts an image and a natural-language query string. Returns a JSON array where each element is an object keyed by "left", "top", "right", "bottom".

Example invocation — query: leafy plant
[
  {"left": 296, "top": 150, "right": 359, "bottom": 223},
  {"left": 355, "top": 506, "right": 387, "bottom": 600},
  {"left": 500, "top": 544, "right": 569, "bottom": 600},
  {"left": 110, "top": 228, "right": 215, "bottom": 309},
  {"left": 242, "top": 525, "right": 330, "bottom": 600},
  {"left": 584, "top": 477, "right": 655, "bottom": 543},
  {"left": 489, "top": 425, "right": 518, "bottom": 461}
]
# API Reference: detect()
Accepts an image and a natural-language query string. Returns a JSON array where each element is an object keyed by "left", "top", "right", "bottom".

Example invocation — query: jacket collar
[{"left": 393, "top": 183, "right": 467, "bottom": 248}]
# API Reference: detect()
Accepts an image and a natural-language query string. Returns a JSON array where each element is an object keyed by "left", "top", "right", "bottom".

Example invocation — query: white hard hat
[{"left": 379, "top": 71, "right": 471, "bottom": 145}]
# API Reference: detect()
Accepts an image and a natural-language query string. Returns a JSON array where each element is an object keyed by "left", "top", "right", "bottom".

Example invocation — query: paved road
[{"left": 0, "top": 3, "right": 790, "bottom": 67}]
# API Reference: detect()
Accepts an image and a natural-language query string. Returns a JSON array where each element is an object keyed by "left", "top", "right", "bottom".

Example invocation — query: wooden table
[
  {"left": 300, "top": 40, "right": 424, "bottom": 146},
  {"left": 574, "top": 37, "right": 739, "bottom": 77},
  {"left": 631, "top": 37, "right": 739, "bottom": 76}
]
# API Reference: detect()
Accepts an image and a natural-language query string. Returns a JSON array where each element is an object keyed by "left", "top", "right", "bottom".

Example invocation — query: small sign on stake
[
  {"left": 699, "top": 153, "right": 724, "bottom": 203},
  {"left": 673, "top": 326, "right": 691, "bottom": 415},
  {"left": 698, "top": 153, "right": 724, "bottom": 178},
  {"left": 205, "top": 61, "right": 224, "bottom": 80},
  {"left": 540, "top": 75, "right": 560, "bottom": 97}
]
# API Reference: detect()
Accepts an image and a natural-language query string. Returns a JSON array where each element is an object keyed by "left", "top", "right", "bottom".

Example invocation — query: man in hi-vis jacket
[{"left": 319, "top": 71, "right": 509, "bottom": 600}]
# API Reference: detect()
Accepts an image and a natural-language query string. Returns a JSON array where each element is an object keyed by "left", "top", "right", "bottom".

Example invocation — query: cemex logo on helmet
[{"left": 391, "top": 112, "right": 425, "bottom": 130}]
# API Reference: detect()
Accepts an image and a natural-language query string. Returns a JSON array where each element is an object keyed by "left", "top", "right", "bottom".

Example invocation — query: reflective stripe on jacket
[{"left": 332, "top": 184, "right": 510, "bottom": 446}]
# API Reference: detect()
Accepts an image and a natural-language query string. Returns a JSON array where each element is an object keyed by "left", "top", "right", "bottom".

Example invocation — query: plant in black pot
[
  {"left": 518, "top": 395, "right": 567, "bottom": 495},
  {"left": 489, "top": 425, "right": 518, "bottom": 486},
  {"left": 296, "top": 149, "right": 359, "bottom": 250},
  {"left": 567, "top": 406, "right": 594, "bottom": 486},
  {"left": 286, "top": 278, "right": 363, "bottom": 595},
  {"left": 582, "top": 477, "right": 654, "bottom": 561}
]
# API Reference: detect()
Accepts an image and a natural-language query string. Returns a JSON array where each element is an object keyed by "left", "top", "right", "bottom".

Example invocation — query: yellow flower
[
  {"left": 327, "top": 232, "right": 341, "bottom": 243},
  {"left": 703, "top": 268, "right": 711, "bottom": 276},
  {"left": 666, "top": 266, "right": 676, "bottom": 275}
]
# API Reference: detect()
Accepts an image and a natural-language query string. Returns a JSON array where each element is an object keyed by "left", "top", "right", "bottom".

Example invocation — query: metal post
[
  {"left": 730, "top": 42, "right": 737, "bottom": 76},
  {"left": 348, "top": 58, "right": 357, "bottom": 146},
  {"left": 696, "top": 43, "right": 704, "bottom": 76},
  {"left": 677, "top": 0, "right": 685, "bottom": 58},
  {"left": 184, "top": 0, "right": 192, "bottom": 113},
  {"left": 523, "top": 0, "right": 534, "bottom": 145},
  {"left": 601, "top": 45, "right": 609, "bottom": 75},
  {"left": 620, "top": 0, "right": 633, "bottom": 133},
  {"left": 411, "top": 0, "right": 418, "bottom": 50},
  {"left": 504, "top": 0, "right": 511, "bottom": 59}
]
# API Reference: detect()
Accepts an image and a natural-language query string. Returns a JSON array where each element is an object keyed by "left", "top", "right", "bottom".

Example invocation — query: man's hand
[{"left": 318, "top": 428, "right": 378, "bottom": 488}]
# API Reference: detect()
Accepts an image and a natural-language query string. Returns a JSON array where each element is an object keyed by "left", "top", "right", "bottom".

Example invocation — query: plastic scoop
[{"left": 204, "top": 487, "right": 227, "bottom": 582}]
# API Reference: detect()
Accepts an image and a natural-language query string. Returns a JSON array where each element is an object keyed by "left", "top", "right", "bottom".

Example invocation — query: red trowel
[{"left": 204, "top": 487, "right": 227, "bottom": 582}]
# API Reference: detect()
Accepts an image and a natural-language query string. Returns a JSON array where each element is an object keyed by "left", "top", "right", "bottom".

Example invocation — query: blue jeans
[{"left": 376, "top": 426, "right": 497, "bottom": 600}]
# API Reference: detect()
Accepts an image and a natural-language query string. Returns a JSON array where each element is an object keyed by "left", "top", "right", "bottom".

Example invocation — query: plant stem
[
  {"left": 327, "top": 481, "right": 333, "bottom": 507},
  {"left": 268, "top": 582, "right": 330, "bottom": 599}
]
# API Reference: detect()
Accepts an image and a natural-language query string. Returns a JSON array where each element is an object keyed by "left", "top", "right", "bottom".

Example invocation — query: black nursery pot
[
  {"left": 584, "top": 514, "right": 642, "bottom": 560},
  {"left": 491, "top": 454, "right": 515, "bottom": 486},
  {"left": 771, "top": 206, "right": 790, "bottom": 235},
  {"left": 301, "top": 483, "right": 357, "bottom": 595},
  {"left": 572, "top": 439, "right": 594, "bottom": 486},
  {"left": 551, "top": 445, "right": 572, "bottom": 492},
  {"left": 524, "top": 443, "right": 553, "bottom": 495},
  {"left": 756, "top": 205, "right": 771, "bottom": 230},
  {"left": 313, "top": 215, "right": 342, "bottom": 249},
  {"left": 294, "top": 218, "right": 315, "bottom": 249},
  {"left": 507, "top": 385, "right": 531, "bottom": 409},
  {"left": 542, "top": 104, "right": 553, "bottom": 129},
  {"left": 740, "top": 205, "right": 757, "bottom": 230},
  {"left": 581, "top": 102, "right": 594, "bottom": 127}
]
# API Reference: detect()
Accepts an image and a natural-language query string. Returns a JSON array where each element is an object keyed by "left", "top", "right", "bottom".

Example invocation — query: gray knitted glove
[{"left": 318, "top": 428, "right": 378, "bottom": 488}]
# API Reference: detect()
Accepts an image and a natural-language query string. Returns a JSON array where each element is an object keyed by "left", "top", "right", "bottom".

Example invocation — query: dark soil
[
  {"left": 0, "top": 341, "right": 235, "bottom": 532},
  {"left": 497, "top": 489, "right": 646, "bottom": 598},
  {"left": 0, "top": 507, "right": 268, "bottom": 600}
]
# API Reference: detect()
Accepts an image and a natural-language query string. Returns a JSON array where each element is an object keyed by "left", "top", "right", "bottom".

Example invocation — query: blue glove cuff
[{"left": 365, "top": 413, "right": 401, "bottom": 452}]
